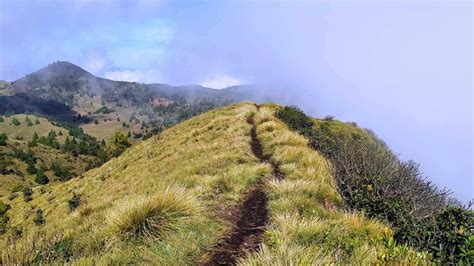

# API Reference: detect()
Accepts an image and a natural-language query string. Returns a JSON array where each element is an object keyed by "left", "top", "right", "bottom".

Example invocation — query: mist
[{"left": 0, "top": 1, "right": 472, "bottom": 201}]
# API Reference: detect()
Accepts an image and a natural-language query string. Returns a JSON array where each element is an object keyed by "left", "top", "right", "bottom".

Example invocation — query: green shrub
[
  {"left": 11, "top": 117, "right": 20, "bottom": 126},
  {"left": 68, "top": 193, "right": 81, "bottom": 212},
  {"left": 35, "top": 168, "right": 49, "bottom": 185},
  {"left": 34, "top": 118, "right": 40, "bottom": 125},
  {"left": 428, "top": 205, "right": 474, "bottom": 264},
  {"left": 25, "top": 116, "right": 33, "bottom": 126},
  {"left": 0, "top": 116, "right": 4, "bottom": 122},
  {"left": 51, "top": 162, "right": 73, "bottom": 181},
  {"left": 276, "top": 106, "right": 471, "bottom": 264},
  {"left": 0, "top": 133, "right": 7, "bottom": 146},
  {"left": 28, "top": 132, "right": 39, "bottom": 147},
  {"left": 26, "top": 162, "right": 37, "bottom": 175},
  {"left": 106, "top": 131, "right": 131, "bottom": 158}
]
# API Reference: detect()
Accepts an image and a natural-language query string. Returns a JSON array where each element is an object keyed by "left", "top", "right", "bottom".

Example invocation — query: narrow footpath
[{"left": 201, "top": 111, "right": 284, "bottom": 265}]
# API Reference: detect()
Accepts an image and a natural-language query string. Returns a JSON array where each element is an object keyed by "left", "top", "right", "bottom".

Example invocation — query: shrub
[
  {"left": 94, "top": 119, "right": 99, "bottom": 125},
  {"left": 34, "top": 118, "right": 40, "bottom": 125},
  {"left": 276, "top": 106, "right": 470, "bottom": 264},
  {"left": 11, "top": 117, "right": 20, "bottom": 126},
  {"left": 28, "top": 132, "right": 39, "bottom": 147},
  {"left": 33, "top": 209, "right": 45, "bottom": 225},
  {"left": 428, "top": 205, "right": 474, "bottom": 264},
  {"left": 35, "top": 169, "right": 49, "bottom": 185},
  {"left": 25, "top": 116, "right": 33, "bottom": 126},
  {"left": 0, "top": 116, "right": 4, "bottom": 122},
  {"left": 107, "top": 186, "right": 200, "bottom": 240},
  {"left": 106, "top": 131, "right": 131, "bottom": 158},
  {"left": 0, "top": 133, "right": 7, "bottom": 146},
  {"left": 50, "top": 162, "right": 73, "bottom": 181},
  {"left": 27, "top": 162, "right": 37, "bottom": 175},
  {"left": 22, "top": 187, "right": 33, "bottom": 202},
  {"left": 68, "top": 193, "right": 81, "bottom": 212}
]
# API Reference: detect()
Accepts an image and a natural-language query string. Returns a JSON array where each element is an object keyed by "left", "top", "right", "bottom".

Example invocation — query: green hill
[
  {"left": 0, "top": 114, "right": 70, "bottom": 142},
  {"left": 0, "top": 103, "right": 437, "bottom": 265}
]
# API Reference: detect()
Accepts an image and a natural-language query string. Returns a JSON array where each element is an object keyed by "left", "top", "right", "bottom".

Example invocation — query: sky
[{"left": 0, "top": 0, "right": 472, "bottom": 201}]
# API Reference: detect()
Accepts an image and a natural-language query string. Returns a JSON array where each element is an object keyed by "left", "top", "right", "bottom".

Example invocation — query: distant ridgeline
[{"left": 0, "top": 61, "right": 272, "bottom": 134}]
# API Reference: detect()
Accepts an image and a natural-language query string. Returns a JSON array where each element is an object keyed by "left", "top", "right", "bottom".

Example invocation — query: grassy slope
[
  {"left": 0, "top": 114, "right": 70, "bottom": 142},
  {"left": 1, "top": 102, "right": 423, "bottom": 264},
  {"left": 0, "top": 115, "right": 94, "bottom": 195},
  {"left": 74, "top": 95, "right": 135, "bottom": 141},
  {"left": 1, "top": 102, "right": 269, "bottom": 264},
  {"left": 0, "top": 139, "right": 96, "bottom": 196}
]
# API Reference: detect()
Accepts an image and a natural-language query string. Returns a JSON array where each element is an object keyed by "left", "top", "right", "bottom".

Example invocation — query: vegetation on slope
[
  {"left": 276, "top": 105, "right": 474, "bottom": 264},
  {"left": 240, "top": 104, "right": 427, "bottom": 264},
  {"left": 0, "top": 103, "right": 269, "bottom": 264},
  {"left": 1, "top": 102, "right": 460, "bottom": 264}
]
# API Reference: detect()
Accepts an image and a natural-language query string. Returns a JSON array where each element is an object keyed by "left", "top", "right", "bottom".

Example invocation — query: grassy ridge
[
  {"left": 1, "top": 102, "right": 432, "bottom": 264},
  {"left": 1, "top": 102, "right": 270, "bottom": 264},
  {"left": 240, "top": 104, "right": 427, "bottom": 264}
]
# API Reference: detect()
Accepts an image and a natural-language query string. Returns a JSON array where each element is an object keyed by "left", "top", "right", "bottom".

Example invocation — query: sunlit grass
[
  {"left": 1, "top": 102, "right": 268, "bottom": 264},
  {"left": 0, "top": 102, "right": 427, "bottom": 264},
  {"left": 106, "top": 185, "right": 201, "bottom": 241},
  {"left": 239, "top": 104, "right": 426, "bottom": 265}
]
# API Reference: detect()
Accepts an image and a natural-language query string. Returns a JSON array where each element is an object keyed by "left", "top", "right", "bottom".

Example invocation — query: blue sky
[{"left": 0, "top": 0, "right": 472, "bottom": 201}]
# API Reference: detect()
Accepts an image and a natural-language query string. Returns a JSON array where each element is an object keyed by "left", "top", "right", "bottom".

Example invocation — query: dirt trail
[{"left": 201, "top": 112, "right": 284, "bottom": 265}]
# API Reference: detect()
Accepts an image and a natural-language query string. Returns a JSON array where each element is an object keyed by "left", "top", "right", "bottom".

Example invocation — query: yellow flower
[{"left": 367, "top": 184, "right": 373, "bottom": 192}]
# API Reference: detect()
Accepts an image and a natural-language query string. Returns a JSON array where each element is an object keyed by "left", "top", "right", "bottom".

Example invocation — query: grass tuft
[{"left": 107, "top": 186, "right": 201, "bottom": 240}]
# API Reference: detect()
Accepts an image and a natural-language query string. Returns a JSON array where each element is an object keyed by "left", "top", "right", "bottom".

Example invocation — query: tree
[
  {"left": 0, "top": 116, "right": 4, "bottom": 123},
  {"left": 11, "top": 117, "right": 20, "bottom": 126},
  {"left": 26, "top": 162, "right": 37, "bottom": 175},
  {"left": 51, "top": 162, "right": 72, "bottom": 181},
  {"left": 94, "top": 119, "right": 99, "bottom": 125},
  {"left": 35, "top": 168, "right": 49, "bottom": 185},
  {"left": 25, "top": 116, "right": 33, "bottom": 126},
  {"left": 106, "top": 131, "right": 131, "bottom": 158},
  {"left": 34, "top": 118, "right": 40, "bottom": 125},
  {"left": 28, "top": 132, "right": 39, "bottom": 147},
  {"left": 0, "top": 133, "right": 7, "bottom": 146}
]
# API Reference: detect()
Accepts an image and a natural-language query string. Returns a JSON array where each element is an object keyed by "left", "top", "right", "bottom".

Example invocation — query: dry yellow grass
[
  {"left": 0, "top": 114, "right": 70, "bottom": 142},
  {"left": 1, "top": 102, "right": 270, "bottom": 264},
  {"left": 0, "top": 102, "right": 425, "bottom": 264},
  {"left": 239, "top": 104, "right": 425, "bottom": 265}
]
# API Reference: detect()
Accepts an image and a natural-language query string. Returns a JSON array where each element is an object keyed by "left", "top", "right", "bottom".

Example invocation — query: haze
[{"left": 0, "top": 1, "right": 472, "bottom": 201}]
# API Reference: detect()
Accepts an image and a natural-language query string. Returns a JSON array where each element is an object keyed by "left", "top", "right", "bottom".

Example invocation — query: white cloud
[
  {"left": 104, "top": 69, "right": 164, "bottom": 84},
  {"left": 82, "top": 57, "right": 107, "bottom": 75},
  {"left": 200, "top": 74, "right": 243, "bottom": 89}
]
